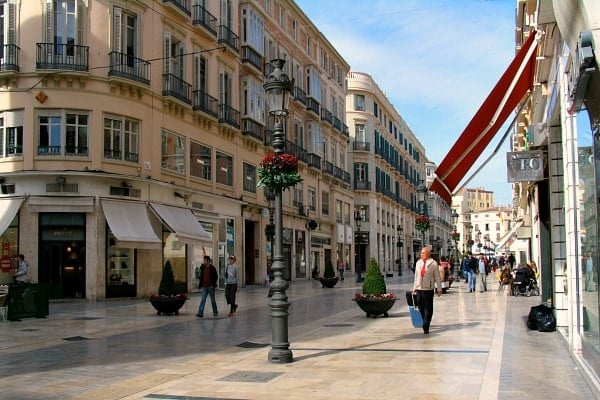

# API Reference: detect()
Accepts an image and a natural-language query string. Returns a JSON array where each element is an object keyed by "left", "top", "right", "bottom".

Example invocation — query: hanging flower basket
[
  {"left": 468, "top": 239, "right": 475, "bottom": 246},
  {"left": 415, "top": 215, "right": 430, "bottom": 232},
  {"left": 451, "top": 231, "right": 460, "bottom": 241},
  {"left": 257, "top": 152, "right": 303, "bottom": 192}
]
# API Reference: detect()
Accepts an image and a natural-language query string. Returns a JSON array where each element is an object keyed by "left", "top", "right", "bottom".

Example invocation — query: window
[
  {"left": 374, "top": 102, "right": 378, "bottom": 117},
  {"left": 190, "top": 141, "right": 211, "bottom": 181},
  {"left": 294, "top": 119, "right": 304, "bottom": 148},
  {"left": 38, "top": 110, "right": 88, "bottom": 156},
  {"left": 161, "top": 130, "right": 184, "bottom": 174},
  {"left": 306, "top": 35, "right": 311, "bottom": 56},
  {"left": 241, "top": 6, "right": 264, "bottom": 53},
  {"left": 0, "top": 1, "right": 17, "bottom": 66},
  {"left": 293, "top": 185, "right": 303, "bottom": 207},
  {"left": 306, "top": 66, "right": 321, "bottom": 101},
  {"left": 44, "top": 0, "right": 85, "bottom": 47},
  {"left": 344, "top": 202, "right": 351, "bottom": 224},
  {"left": 103, "top": 115, "right": 139, "bottom": 162},
  {"left": 354, "top": 94, "right": 365, "bottom": 111},
  {"left": 355, "top": 124, "right": 366, "bottom": 142},
  {"left": 164, "top": 32, "right": 184, "bottom": 78},
  {"left": 335, "top": 200, "right": 342, "bottom": 223},
  {"left": 0, "top": 110, "right": 22, "bottom": 158},
  {"left": 308, "top": 188, "right": 316, "bottom": 212},
  {"left": 242, "top": 77, "right": 264, "bottom": 121},
  {"left": 219, "top": 68, "right": 232, "bottom": 106},
  {"left": 112, "top": 7, "right": 138, "bottom": 62},
  {"left": 291, "top": 19, "right": 297, "bottom": 41},
  {"left": 216, "top": 151, "right": 233, "bottom": 186},
  {"left": 321, "top": 192, "right": 329, "bottom": 215},
  {"left": 336, "top": 66, "right": 343, "bottom": 85},
  {"left": 243, "top": 162, "right": 256, "bottom": 193}
]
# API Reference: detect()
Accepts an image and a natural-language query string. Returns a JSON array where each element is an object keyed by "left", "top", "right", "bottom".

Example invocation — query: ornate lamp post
[
  {"left": 451, "top": 209, "right": 460, "bottom": 279},
  {"left": 263, "top": 59, "right": 293, "bottom": 364},
  {"left": 396, "top": 224, "right": 403, "bottom": 276},
  {"left": 355, "top": 211, "right": 364, "bottom": 283},
  {"left": 416, "top": 180, "right": 429, "bottom": 247}
]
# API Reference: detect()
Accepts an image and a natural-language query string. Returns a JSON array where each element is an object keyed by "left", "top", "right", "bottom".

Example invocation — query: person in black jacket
[{"left": 196, "top": 256, "right": 219, "bottom": 317}]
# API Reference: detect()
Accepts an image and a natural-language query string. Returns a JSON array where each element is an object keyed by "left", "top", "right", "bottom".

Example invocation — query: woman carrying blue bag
[{"left": 412, "top": 246, "right": 443, "bottom": 334}]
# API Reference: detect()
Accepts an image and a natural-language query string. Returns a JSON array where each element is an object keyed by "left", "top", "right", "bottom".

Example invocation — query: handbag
[{"left": 408, "top": 293, "right": 423, "bottom": 328}]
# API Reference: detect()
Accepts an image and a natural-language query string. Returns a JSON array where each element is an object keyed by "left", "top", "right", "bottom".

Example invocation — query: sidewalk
[{"left": 0, "top": 275, "right": 597, "bottom": 400}]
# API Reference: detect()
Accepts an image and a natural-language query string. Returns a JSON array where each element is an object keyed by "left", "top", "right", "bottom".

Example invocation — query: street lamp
[
  {"left": 397, "top": 224, "right": 403, "bottom": 276},
  {"left": 416, "top": 180, "right": 428, "bottom": 247},
  {"left": 451, "top": 209, "right": 460, "bottom": 279},
  {"left": 264, "top": 58, "right": 293, "bottom": 364},
  {"left": 355, "top": 211, "right": 364, "bottom": 282}
]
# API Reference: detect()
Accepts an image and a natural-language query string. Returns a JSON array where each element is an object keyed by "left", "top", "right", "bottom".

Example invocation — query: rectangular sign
[{"left": 506, "top": 151, "right": 545, "bottom": 182}]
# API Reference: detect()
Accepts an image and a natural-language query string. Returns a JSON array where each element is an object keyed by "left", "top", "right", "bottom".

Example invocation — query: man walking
[
  {"left": 412, "top": 246, "right": 443, "bottom": 334},
  {"left": 225, "top": 255, "right": 239, "bottom": 316},
  {"left": 478, "top": 254, "right": 487, "bottom": 292},
  {"left": 196, "top": 256, "right": 218, "bottom": 317}
]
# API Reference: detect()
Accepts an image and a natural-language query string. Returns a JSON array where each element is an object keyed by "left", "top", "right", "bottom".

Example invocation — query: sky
[{"left": 295, "top": 0, "right": 524, "bottom": 206}]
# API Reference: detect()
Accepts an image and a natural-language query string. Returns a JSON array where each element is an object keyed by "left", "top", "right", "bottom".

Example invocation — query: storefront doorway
[{"left": 38, "top": 213, "right": 86, "bottom": 299}]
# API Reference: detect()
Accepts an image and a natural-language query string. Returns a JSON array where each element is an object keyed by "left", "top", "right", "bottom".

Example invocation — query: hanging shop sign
[{"left": 507, "top": 151, "right": 545, "bottom": 182}]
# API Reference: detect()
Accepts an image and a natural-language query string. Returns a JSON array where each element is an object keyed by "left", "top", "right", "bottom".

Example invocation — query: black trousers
[
  {"left": 416, "top": 290, "right": 435, "bottom": 330},
  {"left": 225, "top": 284, "right": 237, "bottom": 312}
]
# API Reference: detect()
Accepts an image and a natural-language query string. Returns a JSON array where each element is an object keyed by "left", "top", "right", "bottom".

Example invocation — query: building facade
[
  {"left": 513, "top": 0, "right": 600, "bottom": 389},
  {"left": 347, "top": 71, "right": 433, "bottom": 276},
  {"left": 0, "top": 0, "right": 351, "bottom": 300}
]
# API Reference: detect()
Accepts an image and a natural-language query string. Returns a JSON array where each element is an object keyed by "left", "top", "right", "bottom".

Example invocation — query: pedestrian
[
  {"left": 196, "top": 255, "right": 218, "bottom": 317},
  {"left": 478, "top": 254, "right": 487, "bottom": 292},
  {"left": 225, "top": 255, "right": 239, "bottom": 316},
  {"left": 412, "top": 246, "right": 442, "bottom": 334},
  {"left": 584, "top": 252, "right": 594, "bottom": 291},
  {"left": 337, "top": 259, "right": 345, "bottom": 281},
  {"left": 507, "top": 253, "right": 515, "bottom": 270},
  {"left": 14, "top": 254, "right": 28, "bottom": 284},
  {"left": 464, "top": 252, "right": 477, "bottom": 292}
]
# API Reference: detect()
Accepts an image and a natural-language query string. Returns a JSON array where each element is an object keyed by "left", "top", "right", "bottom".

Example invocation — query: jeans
[
  {"left": 467, "top": 270, "right": 477, "bottom": 291},
  {"left": 197, "top": 286, "right": 218, "bottom": 316}
]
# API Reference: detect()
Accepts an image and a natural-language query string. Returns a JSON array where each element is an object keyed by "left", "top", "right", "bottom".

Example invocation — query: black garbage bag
[{"left": 527, "top": 304, "right": 556, "bottom": 332}]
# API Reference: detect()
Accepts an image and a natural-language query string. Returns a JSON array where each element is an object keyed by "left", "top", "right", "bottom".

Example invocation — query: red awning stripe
[{"left": 431, "top": 31, "right": 538, "bottom": 204}]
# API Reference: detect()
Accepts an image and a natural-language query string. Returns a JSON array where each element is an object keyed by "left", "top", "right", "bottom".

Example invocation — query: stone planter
[
  {"left": 353, "top": 298, "right": 396, "bottom": 318},
  {"left": 149, "top": 296, "right": 187, "bottom": 315},
  {"left": 319, "top": 277, "right": 339, "bottom": 288}
]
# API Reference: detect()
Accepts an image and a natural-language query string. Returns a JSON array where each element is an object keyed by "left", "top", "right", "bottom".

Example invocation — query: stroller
[{"left": 512, "top": 268, "right": 540, "bottom": 296}]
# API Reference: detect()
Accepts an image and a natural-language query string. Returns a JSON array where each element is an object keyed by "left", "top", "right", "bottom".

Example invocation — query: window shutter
[
  {"left": 163, "top": 32, "right": 171, "bottom": 75},
  {"left": 7, "top": 3, "right": 15, "bottom": 45},
  {"left": 77, "top": 0, "right": 84, "bottom": 45},
  {"left": 45, "top": 0, "right": 54, "bottom": 44},
  {"left": 113, "top": 7, "right": 122, "bottom": 53}
]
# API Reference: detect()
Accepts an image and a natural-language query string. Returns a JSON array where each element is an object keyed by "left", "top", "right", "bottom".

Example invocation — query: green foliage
[
  {"left": 324, "top": 258, "right": 336, "bottom": 278},
  {"left": 158, "top": 260, "right": 178, "bottom": 296},
  {"left": 362, "top": 258, "right": 387, "bottom": 295}
]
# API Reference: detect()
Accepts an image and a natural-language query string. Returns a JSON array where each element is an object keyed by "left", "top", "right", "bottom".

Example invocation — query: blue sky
[{"left": 295, "top": 0, "right": 523, "bottom": 206}]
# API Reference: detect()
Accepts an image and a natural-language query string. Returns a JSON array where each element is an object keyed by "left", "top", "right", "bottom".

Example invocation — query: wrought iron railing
[
  {"left": 36, "top": 43, "right": 89, "bottom": 71},
  {"left": 108, "top": 51, "right": 150, "bottom": 84}
]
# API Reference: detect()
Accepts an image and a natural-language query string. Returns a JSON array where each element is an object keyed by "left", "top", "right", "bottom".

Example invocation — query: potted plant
[
  {"left": 319, "top": 258, "right": 339, "bottom": 288},
  {"left": 149, "top": 260, "right": 187, "bottom": 315},
  {"left": 353, "top": 258, "right": 396, "bottom": 318}
]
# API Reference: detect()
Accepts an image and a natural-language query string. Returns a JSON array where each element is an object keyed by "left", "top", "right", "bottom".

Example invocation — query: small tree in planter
[
  {"left": 319, "top": 258, "right": 339, "bottom": 288},
  {"left": 150, "top": 260, "right": 187, "bottom": 315},
  {"left": 354, "top": 258, "right": 396, "bottom": 317}
]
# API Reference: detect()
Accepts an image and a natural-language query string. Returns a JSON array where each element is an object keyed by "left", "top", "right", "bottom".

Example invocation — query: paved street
[{"left": 0, "top": 275, "right": 597, "bottom": 400}]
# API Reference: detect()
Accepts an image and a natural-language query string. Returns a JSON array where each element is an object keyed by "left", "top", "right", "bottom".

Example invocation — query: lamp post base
[{"left": 268, "top": 348, "right": 293, "bottom": 363}]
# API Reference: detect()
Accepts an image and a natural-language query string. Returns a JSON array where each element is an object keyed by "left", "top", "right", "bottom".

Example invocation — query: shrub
[
  {"left": 158, "top": 260, "right": 178, "bottom": 296},
  {"left": 362, "top": 258, "right": 386, "bottom": 295},
  {"left": 324, "top": 258, "right": 336, "bottom": 278}
]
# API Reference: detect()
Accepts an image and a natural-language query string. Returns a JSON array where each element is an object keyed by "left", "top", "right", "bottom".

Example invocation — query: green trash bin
[{"left": 7, "top": 283, "right": 49, "bottom": 321}]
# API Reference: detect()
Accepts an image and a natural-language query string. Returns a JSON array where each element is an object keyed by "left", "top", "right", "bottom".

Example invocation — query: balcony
[
  {"left": 192, "top": 4, "right": 217, "bottom": 36},
  {"left": 36, "top": 43, "right": 89, "bottom": 71},
  {"left": 241, "top": 45, "right": 263, "bottom": 71},
  {"left": 241, "top": 118, "right": 264, "bottom": 141},
  {"left": 320, "top": 107, "right": 333, "bottom": 125},
  {"left": 332, "top": 115, "right": 342, "bottom": 132},
  {"left": 322, "top": 160, "right": 334, "bottom": 176},
  {"left": 108, "top": 52, "right": 150, "bottom": 85},
  {"left": 163, "top": 73, "right": 192, "bottom": 105},
  {"left": 307, "top": 153, "right": 321, "bottom": 169},
  {"left": 285, "top": 140, "right": 308, "bottom": 164},
  {"left": 218, "top": 104, "right": 240, "bottom": 129},
  {"left": 333, "top": 166, "right": 345, "bottom": 181},
  {"left": 163, "top": 0, "right": 191, "bottom": 16},
  {"left": 192, "top": 89, "right": 218, "bottom": 117},
  {"left": 306, "top": 97, "right": 319, "bottom": 116},
  {"left": 218, "top": 25, "right": 239, "bottom": 52},
  {"left": 354, "top": 181, "right": 371, "bottom": 191},
  {"left": 0, "top": 44, "right": 20, "bottom": 72},
  {"left": 353, "top": 141, "right": 370, "bottom": 151},
  {"left": 292, "top": 86, "right": 306, "bottom": 105}
]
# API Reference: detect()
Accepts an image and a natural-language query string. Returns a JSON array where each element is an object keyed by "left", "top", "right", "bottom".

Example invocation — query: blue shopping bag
[{"left": 409, "top": 305, "right": 423, "bottom": 328}]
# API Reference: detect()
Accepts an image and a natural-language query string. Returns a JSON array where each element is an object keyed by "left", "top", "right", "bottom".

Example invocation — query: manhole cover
[
  {"left": 323, "top": 323, "right": 354, "bottom": 327},
  {"left": 72, "top": 316, "right": 102, "bottom": 321},
  {"left": 236, "top": 341, "right": 269, "bottom": 348},
  {"left": 63, "top": 336, "right": 89, "bottom": 341},
  {"left": 218, "top": 371, "right": 282, "bottom": 383}
]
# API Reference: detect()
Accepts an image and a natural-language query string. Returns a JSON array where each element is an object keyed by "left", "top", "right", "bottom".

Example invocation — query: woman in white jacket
[{"left": 412, "top": 247, "right": 442, "bottom": 334}]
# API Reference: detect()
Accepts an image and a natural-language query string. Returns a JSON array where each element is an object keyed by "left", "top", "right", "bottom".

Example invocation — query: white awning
[
  {"left": 101, "top": 199, "right": 161, "bottom": 249},
  {"left": 149, "top": 203, "right": 211, "bottom": 246},
  {"left": 0, "top": 198, "right": 23, "bottom": 235},
  {"left": 27, "top": 196, "right": 94, "bottom": 212},
  {"left": 495, "top": 219, "right": 525, "bottom": 251}
]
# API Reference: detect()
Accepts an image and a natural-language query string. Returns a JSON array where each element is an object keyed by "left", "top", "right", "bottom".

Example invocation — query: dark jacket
[{"left": 199, "top": 264, "right": 218, "bottom": 288}]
